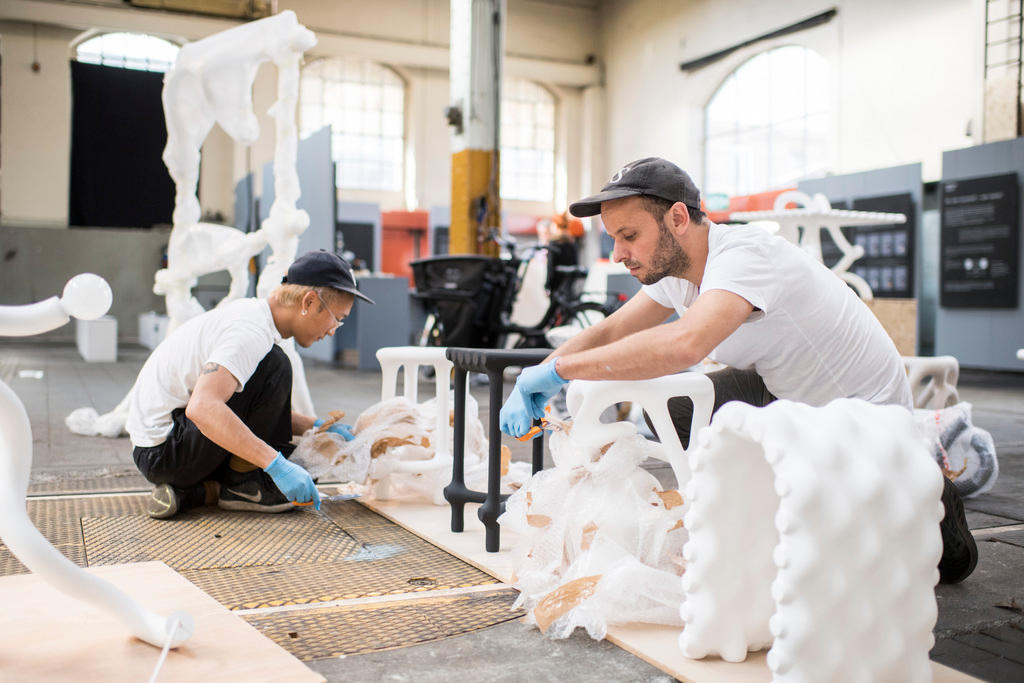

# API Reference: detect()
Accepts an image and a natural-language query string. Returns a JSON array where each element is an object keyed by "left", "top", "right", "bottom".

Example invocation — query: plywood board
[
  {"left": 867, "top": 297, "right": 918, "bottom": 356},
  {"left": 0, "top": 561, "right": 323, "bottom": 682},
  {"left": 363, "top": 498, "right": 982, "bottom": 683}
]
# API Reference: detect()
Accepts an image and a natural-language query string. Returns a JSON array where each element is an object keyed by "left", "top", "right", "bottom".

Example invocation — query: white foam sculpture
[
  {"left": 67, "top": 11, "right": 319, "bottom": 437},
  {"left": 680, "top": 399, "right": 942, "bottom": 680},
  {"left": 0, "top": 275, "right": 194, "bottom": 649},
  {"left": 731, "top": 191, "right": 908, "bottom": 301},
  {"left": 373, "top": 346, "right": 456, "bottom": 503},
  {"left": 566, "top": 377, "right": 943, "bottom": 680}
]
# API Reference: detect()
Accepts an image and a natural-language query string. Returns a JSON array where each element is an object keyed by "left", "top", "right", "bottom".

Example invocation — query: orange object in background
[
  {"left": 705, "top": 188, "right": 796, "bottom": 224},
  {"left": 381, "top": 210, "right": 429, "bottom": 281}
]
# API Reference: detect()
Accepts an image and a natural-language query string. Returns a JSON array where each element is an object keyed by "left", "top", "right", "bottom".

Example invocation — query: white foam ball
[{"left": 61, "top": 273, "right": 112, "bottom": 320}]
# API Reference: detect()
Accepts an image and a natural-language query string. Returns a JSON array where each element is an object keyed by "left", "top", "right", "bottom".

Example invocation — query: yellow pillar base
[{"left": 450, "top": 148, "right": 500, "bottom": 256}]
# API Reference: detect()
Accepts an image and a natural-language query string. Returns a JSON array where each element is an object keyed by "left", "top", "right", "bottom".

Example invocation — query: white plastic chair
[
  {"left": 375, "top": 346, "right": 456, "bottom": 471},
  {"left": 903, "top": 355, "right": 960, "bottom": 409},
  {"left": 565, "top": 373, "right": 714, "bottom": 490}
]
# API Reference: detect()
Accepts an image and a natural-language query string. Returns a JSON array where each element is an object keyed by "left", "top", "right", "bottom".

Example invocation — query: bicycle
[{"left": 412, "top": 241, "right": 621, "bottom": 351}]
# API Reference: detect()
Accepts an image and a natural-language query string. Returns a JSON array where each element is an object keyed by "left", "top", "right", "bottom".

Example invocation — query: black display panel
[
  {"left": 940, "top": 173, "right": 1019, "bottom": 308},
  {"left": 819, "top": 194, "right": 916, "bottom": 298},
  {"left": 851, "top": 194, "right": 916, "bottom": 299},
  {"left": 337, "top": 222, "right": 375, "bottom": 272}
]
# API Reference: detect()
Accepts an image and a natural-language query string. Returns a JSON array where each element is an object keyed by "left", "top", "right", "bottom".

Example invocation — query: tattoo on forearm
[{"left": 201, "top": 362, "right": 220, "bottom": 376}]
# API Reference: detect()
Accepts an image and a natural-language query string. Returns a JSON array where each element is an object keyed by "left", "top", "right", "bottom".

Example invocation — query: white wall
[
  {"left": 597, "top": 0, "right": 981, "bottom": 191},
  {"left": 2, "top": 0, "right": 988, "bottom": 230},
  {"left": 0, "top": 0, "right": 601, "bottom": 228},
  {"left": 0, "top": 22, "right": 77, "bottom": 226}
]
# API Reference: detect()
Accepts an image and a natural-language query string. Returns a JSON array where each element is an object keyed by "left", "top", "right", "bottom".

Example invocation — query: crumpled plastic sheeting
[
  {"left": 499, "top": 428, "right": 686, "bottom": 641},
  {"left": 914, "top": 401, "right": 998, "bottom": 498},
  {"left": 291, "top": 395, "right": 531, "bottom": 504}
]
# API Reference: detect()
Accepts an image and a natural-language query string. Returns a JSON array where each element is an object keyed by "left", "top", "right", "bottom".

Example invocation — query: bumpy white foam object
[
  {"left": 0, "top": 278, "right": 194, "bottom": 649},
  {"left": 680, "top": 399, "right": 943, "bottom": 682}
]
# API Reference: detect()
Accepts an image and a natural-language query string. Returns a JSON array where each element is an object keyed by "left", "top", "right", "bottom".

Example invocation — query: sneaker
[
  {"left": 146, "top": 483, "right": 205, "bottom": 520},
  {"left": 218, "top": 469, "right": 293, "bottom": 513},
  {"left": 938, "top": 476, "right": 978, "bottom": 584}
]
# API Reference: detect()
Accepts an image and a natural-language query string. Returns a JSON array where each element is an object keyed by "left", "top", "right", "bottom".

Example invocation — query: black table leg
[
  {"left": 443, "top": 367, "right": 469, "bottom": 532},
  {"left": 478, "top": 370, "right": 506, "bottom": 552}
]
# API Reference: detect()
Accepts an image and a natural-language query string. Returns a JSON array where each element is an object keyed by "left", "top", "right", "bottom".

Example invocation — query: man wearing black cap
[
  {"left": 128, "top": 250, "right": 374, "bottom": 519},
  {"left": 499, "top": 157, "right": 977, "bottom": 584}
]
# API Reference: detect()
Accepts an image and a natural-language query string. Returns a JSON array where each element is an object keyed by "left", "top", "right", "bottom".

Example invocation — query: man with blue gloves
[
  {"left": 128, "top": 250, "right": 374, "bottom": 519},
  {"left": 499, "top": 157, "right": 977, "bottom": 584}
]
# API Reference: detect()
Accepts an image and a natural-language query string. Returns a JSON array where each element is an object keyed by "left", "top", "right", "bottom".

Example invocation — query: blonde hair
[{"left": 274, "top": 284, "right": 351, "bottom": 309}]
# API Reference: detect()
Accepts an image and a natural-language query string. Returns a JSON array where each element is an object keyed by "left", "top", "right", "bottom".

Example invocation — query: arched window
[
  {"left": 300, "top": 57, "right": 405, "bottom": 192},
  {"left": 501, "top": 79, "right": 555, "bottom": 202},
  {"left": 704, "top": 46, "right": 830, "bottom": 197},
  {"left": 75, "top": 32, "right": 179, "bottom": 73}
]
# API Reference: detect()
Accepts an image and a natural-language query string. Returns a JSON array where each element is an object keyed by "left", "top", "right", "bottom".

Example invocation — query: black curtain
[{"left": 69, "top": 61, "right": 174, "bottom": 228}]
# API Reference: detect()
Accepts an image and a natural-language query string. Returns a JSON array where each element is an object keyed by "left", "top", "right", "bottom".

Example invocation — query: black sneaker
[
  {"left": 938, "top": 475, "right": 978, "bottom": 584},
  {"left": 147, "top": 483, "right": 205, "bottom": 520},
  {"left": 218, "top": 469, "right": 293, "bottom": 513}
]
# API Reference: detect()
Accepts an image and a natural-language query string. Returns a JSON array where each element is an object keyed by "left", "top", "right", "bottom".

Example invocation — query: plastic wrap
[
  {"left": 914, "top": 401, "right": 999, "bottom": 497},
  {"left": 291, "top": 395, "right": 530, "bottom": 503},
  {"left": 499, "top": 427, "right": 686, "bottom": 640}
]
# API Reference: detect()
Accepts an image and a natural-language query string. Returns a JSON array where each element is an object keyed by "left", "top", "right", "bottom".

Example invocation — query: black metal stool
[{"left": 443, "top": 347, "right": 551, "bottom": 552}]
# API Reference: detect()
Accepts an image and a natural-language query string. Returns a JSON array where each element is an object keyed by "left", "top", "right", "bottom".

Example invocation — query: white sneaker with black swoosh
[{"left": 218, "top": 469, "right": 293, "bottom": 513}]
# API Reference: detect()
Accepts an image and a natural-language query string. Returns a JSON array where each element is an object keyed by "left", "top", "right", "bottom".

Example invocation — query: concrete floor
[{"left": 3, "top": 340, "right": 1023, "bottom": 682}]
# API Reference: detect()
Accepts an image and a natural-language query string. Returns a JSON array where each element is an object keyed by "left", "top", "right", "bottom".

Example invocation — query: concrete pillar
[
  {"left": 448, "top": 0, "right": 505, "bottom": 256},
  {"left": 579, "top": 84, "right": 605, "bottom": 264}
]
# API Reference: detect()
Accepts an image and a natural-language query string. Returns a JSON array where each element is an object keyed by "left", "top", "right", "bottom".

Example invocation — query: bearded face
[{"left": 635, "top": 215, "right": 691, "bottom": 285}]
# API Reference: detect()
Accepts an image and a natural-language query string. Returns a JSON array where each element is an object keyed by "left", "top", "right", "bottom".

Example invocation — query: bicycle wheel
[{"left": 568, "top": 301, "right": 612, "bottom": 328}]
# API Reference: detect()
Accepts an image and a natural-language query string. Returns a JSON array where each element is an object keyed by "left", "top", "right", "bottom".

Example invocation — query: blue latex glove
[
  {"left": 264, "top": 452, "right": 321, "bottom": 509},
  {"left": 499, "top": 361, "right": 567, "bottom": 438},
  {"left": 314, "top": 418, "right": 355, "bottom": 441}
]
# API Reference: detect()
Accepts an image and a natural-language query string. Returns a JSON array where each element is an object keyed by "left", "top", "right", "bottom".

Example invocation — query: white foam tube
[
  {"left": 0, "top": 297, "right": 68, "bottom": 337},
  {"left": 0, "top": 278, "right": 194, "bottom": 648}
]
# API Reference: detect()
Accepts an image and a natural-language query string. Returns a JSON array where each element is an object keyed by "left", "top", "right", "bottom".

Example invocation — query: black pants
[
  {"left": 652, "top": 367, "right": 777, "bottom": 449},
  {"left": 133, "top": 345, "right": 294, "bottom": 488}
]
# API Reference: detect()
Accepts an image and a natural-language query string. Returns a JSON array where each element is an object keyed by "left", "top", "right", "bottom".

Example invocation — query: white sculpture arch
[
  {"left": 680, "top": 399, "right": 943, "bottom": 681},
  {"left": 67, "top": 11, "right": 319, "bottom": 437},
  {"left": 1, "top": 276, "right": 193, "bottom": 649},
  {"left": 732, "top": 190, "right": 907, "bottom": 302}
]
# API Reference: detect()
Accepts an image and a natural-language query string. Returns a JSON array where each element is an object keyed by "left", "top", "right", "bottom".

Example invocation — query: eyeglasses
[{"left": 315, "top": 291, "right": 345, "bottom": 329}]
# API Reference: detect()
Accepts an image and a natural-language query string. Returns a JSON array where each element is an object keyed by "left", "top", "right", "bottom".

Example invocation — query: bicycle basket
[{"left": 411, "top": 255, "right": 512, "bottom": 348}]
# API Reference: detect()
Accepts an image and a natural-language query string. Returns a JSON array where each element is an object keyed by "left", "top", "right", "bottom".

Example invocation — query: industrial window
[
  {"left": 75, "top": 32, "right": 179, "bottom": 73},
  {"left": 501, "top": 79, "right": 555, "bottom": 202},
  {"left": 704, "top": 46, "right": 830, "bottom": 197},
  {"left": 300, "top": 57, "right": 405, "bottom": 192}
]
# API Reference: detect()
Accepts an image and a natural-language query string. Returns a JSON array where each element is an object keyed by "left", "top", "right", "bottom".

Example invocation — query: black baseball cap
[
  {"left": 282, "top": 250, "right": 375, "bottom": 304},
  {"left": 569, "top": 157, "right": 702, "bottom": 218}
]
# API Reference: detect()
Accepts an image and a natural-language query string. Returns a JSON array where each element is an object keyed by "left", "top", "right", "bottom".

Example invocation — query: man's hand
[
  {"left": 314, "top": 418, "right": 355, "bottom": 441},
  {"left": 499, "top": 361, "right": 567, "bottom": 438},
  {"left": 264, "top": 452, "right": 321, "bottom": 509}
]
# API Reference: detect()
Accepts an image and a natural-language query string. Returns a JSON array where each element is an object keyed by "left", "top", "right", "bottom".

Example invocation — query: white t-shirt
[
  {"left": 642, "top": 223, "right": 912, "bottom": 409},
  {"left": 127, "top": 298, "right": 283, "bottom": 447}
]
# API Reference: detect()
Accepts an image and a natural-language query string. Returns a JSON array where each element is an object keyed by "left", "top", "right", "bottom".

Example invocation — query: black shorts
[{"left": 133, "top": 345, "right": 295, "bottom": 488}]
